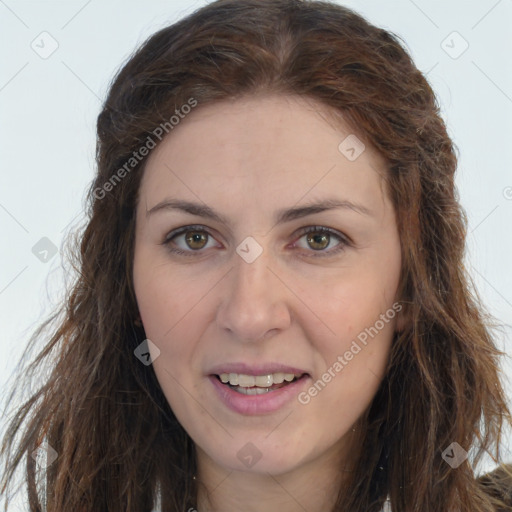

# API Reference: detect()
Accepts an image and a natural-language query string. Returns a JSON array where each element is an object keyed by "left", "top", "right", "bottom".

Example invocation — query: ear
[
  {"left": 394, "top": 300, "right": 411, "bottom": 333},
  {"left": 134, "top": 314, "right": 143, "bottom": 327}
]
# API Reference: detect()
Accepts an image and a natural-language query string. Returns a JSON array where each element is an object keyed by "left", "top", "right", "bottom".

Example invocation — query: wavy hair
[{"left": 1, "top": 0, "right": 511, "bottom": 510}]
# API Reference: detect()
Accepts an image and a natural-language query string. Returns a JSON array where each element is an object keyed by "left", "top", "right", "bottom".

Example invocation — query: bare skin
[{"left": 133, "top": 94, "right": 403, "bottom": 512}]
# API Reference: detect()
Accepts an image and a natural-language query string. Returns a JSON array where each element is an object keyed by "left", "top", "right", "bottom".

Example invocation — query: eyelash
[{"left": 161, "top": 224, "right": 351, "bottom": 258}]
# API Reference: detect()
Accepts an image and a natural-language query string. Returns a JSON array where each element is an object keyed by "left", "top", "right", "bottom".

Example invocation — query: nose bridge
[
  {"left": 231, "top": 246, "right": 276, "bottom": 309},
  {"left": 216, "top": 244, "right": 290, "bottom": 341}
]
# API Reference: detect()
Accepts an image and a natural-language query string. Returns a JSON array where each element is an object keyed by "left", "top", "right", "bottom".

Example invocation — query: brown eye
[
  {"left": 163, "top": 225, "right": 218, "bottom": 255},
  {"left": 293, "top": 226, "right": 349, "bottom": 257},
  {"left": 306, "top": 232, "right": 330, "bottom": 251},
  {"left": 185, "top": 231, "right": 209, "bottom": 250}
]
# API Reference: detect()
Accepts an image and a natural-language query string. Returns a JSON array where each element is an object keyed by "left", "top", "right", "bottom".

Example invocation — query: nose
[{"left": 216, "top": 249, "right": 292, "bottom": 343}]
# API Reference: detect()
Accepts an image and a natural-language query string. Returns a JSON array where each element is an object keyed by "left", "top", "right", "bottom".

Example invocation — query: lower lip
[{"left": 208, "top": 375, "right": 310, "bottom": 415}]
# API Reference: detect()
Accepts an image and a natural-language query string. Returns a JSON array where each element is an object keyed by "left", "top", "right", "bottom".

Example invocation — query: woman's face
[{"left": 133, "top": 94, "right": 402, "bottom": 478}]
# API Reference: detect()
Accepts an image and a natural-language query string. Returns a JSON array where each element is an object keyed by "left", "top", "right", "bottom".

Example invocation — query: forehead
[{"left": 138, "top": 94, "right": 389, "bottom": 214}]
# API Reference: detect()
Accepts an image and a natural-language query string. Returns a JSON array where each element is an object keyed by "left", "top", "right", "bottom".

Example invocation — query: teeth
[
  {"left": 235, "top": 386, "right": 272, "bottom": 395},
  {"left": 218, "top": 372, "right": 301, "bottom": 388},
  {"left": 255, "top": 374, "right": 272, "bottom": 387},
  {"left": 237, "top": 374, "right": 255, "bottom": 387},
  {"left": 273, "top": 372, "right": 285, "bottom": 384}
]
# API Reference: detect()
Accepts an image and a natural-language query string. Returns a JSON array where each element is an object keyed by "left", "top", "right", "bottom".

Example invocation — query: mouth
[
  {"left": 213, "top": 372, "right": 309, "bottom": 395},
  {"left": 207, "top": 363, "right": 312, "bottom": 414}
]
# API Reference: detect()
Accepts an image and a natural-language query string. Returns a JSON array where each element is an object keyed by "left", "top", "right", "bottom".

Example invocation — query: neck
[{"left": 194, "top": 442, "right": 352, "bottom": 512}]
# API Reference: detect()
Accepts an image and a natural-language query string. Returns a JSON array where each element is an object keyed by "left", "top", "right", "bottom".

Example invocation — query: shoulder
[{"left": 477, "top": 464, "right": 512, "bottom": 510}]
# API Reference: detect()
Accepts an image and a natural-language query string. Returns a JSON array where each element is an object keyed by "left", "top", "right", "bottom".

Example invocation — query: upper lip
[{"left": 208, "top": 362, "right": 310, "bottom": 376}]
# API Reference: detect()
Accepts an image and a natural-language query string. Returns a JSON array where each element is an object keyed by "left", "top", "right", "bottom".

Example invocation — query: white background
[{"left": 1, "top": 0, "right": 511, "bottom": 509}]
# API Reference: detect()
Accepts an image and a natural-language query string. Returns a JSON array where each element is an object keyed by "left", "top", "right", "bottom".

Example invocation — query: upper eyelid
[
  {"left": 164, "top": 224, "right": 344, "bottom": 239},
  {"left": 164, "top": 224, "right": 214, "bottom": 240}
]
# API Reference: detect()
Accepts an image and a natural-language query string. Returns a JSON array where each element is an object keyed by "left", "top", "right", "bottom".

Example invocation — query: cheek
[
  {"left": 302, "top": 312, "right": 394, "bottom": 433},
  {"left": 298, "top": 268, "right": 398, "bottom": 338},
  {"left": 294, "top": 262, "right": 399, "bottom": 400},
  {"left": 133, "top": 247, "right": 210, "bottom": 342},
  {"left": 133, "top": 261, "right": 204, "bottom": 408},
  {"left": 132, "top": 251, "right": 223, "bottom": 403}
]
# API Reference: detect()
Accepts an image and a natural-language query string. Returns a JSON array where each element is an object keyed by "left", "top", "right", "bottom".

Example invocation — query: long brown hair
[{"left": 1, "top": 1, "right": 511, "bottom": 510}]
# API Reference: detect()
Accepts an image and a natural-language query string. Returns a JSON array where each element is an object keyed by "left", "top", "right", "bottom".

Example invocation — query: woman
[{"left": 1, "top": 0, "right": 511, "bottom": 510}]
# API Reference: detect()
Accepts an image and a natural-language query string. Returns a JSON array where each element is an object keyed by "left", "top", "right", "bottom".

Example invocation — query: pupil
[{"left": 307, "top": 233, "right": 329, "bottom": 250}]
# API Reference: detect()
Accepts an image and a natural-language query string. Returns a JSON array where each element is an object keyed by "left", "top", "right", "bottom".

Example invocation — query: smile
[{"left": 209, "top": 372, "right": 310, "bottom": 414}]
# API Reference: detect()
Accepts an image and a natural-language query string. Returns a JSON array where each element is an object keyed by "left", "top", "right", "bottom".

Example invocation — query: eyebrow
[{"left": 145, "top": 197, "right": 373, "bottom": 226}]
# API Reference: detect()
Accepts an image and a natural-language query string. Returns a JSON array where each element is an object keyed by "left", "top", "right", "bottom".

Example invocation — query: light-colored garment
[{"left": 150, "top": 488, "right": 392, "bottom": 512}]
